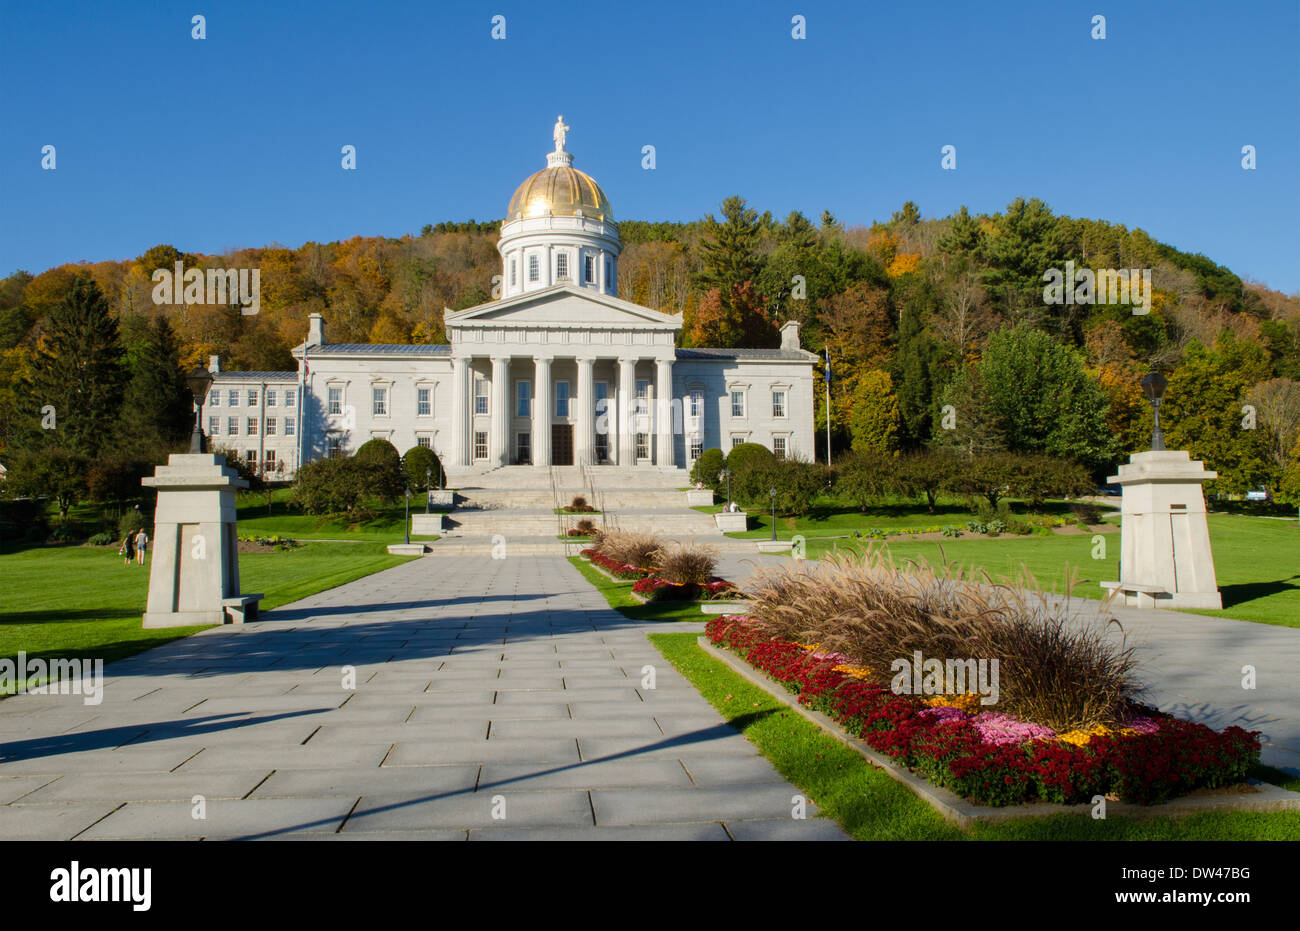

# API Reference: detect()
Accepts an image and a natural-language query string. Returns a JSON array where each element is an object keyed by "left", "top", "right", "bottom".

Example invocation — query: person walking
[
  {"left": 121, "top": 530, "right": 136, "bottom": 567},
  {"left": 135, "top": 527, "right": 149, "bottom": 565}
]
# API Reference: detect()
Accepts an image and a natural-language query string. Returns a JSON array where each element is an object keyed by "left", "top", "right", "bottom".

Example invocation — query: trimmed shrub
[
  {"left": 353, "top": 438, "right": 405, "bottom": 502},
  {"left": 690, "top": 448, "right": 725, "bottom": 488},
  {"left": 402, "top": 445, "right": 443, "bottom": 491},
  {"left": 87, "top": 532, "right": 114, "bottom": 546}
]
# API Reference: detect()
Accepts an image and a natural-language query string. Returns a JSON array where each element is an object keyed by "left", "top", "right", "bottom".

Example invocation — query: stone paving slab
[{"left": 0, "top": 555, "right": 847, "bottom": 840}]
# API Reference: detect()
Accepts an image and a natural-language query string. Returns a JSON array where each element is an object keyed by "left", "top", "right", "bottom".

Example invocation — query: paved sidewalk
[
  {"left": 0, "top": 556, "right": 846, "bottom": 840},
  {"left": 716, "top": 553, "right": 1300, "bottom": 775}
]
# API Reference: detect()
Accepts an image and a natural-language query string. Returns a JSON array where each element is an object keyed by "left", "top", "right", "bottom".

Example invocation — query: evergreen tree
[
  {"left": 938, "top": 206, "right": 983, "bottom": 255},
  {"left": 694, "top": 196, "right": 764, "bottom": 304},
  {"left": 119, "top": 314, "right": 191, "bottom": 452},
  {"left": 21, "top": 275, "right": 125, "bottom": 458}
]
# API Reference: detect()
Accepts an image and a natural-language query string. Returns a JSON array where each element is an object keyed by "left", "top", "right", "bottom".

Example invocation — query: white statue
[{"left": 553, "top": 114, "right": 570, "bottom": 152}]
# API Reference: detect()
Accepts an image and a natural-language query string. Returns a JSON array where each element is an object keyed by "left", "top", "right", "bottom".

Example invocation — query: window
[
  {"left": 595, "top": 431, "right": 609, "bottom": 462},
  {"left": 247, "top": 389, "right": 258, "bottom": 407},
  {"left": 264, "top": 450, "right": 275, "bottom": 467},
  {"left": 266, "top": 389, "right": 277, "bottom": 407},
  {"left": 372, "top": 386, "right": 388, "bottom": 416},
  {"left": 555, "top": 381, "right": 569, "bottom": 418},
  {"left": 605, "top": 257, "right": 612, "bottom": 287},
  {"left": 556, "top": 252, "right": 569, "bottom": 279},
  {"left": 584, "top": 254, "right": 595, "bottom": 284},
  {"left": 284, "top": 417, "right": 295, "bottom": 436},
  {"left": 474, "top": 377, "right": 489, "bottom": 415},
  {"left": 516, "top": 380, "right": 531, "bottom": 417},
  {"left": 327, "top": 437, "right": 341, "bottom": 458},
  {"left": 417, "top": 387, "right": 431, "bottom": 416},
  {"left": 635, "top": 379, "right": 650, "bottom": 416},
  {"left": 328, "top": 386, "right": 342, "bottom": 415},
  {"left": 474, "top": 431, "right": 488, "bottom": 461},
  {"left": 636, "top": 433, "right": 649, "bottom": 460},
  {"left": 209, "top": 416, "right": 220, "bottom": 436},
  {"left": 731, "top": 435, "right": 745, "bottom": 449},
  {"left": 510, "top": 258, "right": 517, "bottom": 287},
  {"left": 527, "top": 254, "right": 539, "bottom": 282},
  {"left": 228, "top": 390, "right": 239, "bottom": 407},
  {"left": 688, "top": 391, "right": 702, "bottom": 418},
  {"left": 730, "top": 389, "right": 746, "bottom": 418},
  {"left": 772, "top": 389, "right": 787, "bottom": 418},
  {"left": 689, "top": 437, "right": 703, "bottom": 461},
  {"left": 209, "top": 390, "right": 220, "bottom": 407},
  {"left": 417, "top": 435, "right": 431, "bottom": 449},
  {"left": 227, "top": 417, "right": 239, "bottom": 436},
  {"left": 773, "top": 436, "right": 787, "bottom": 460},
  {"left": 246, "top": 449, "right": 257, "bottom": 464},
  {"left": 517, "top": 432, "right": 531, "bottom": 464},
  {"left": 265, "top": 417, "right": 277, "bottom": 436},
  {"left": 285, "top": 389, "right": 295, "bottom": 407},
  {"left": 247, "top": 418, "right": 258, "bottom": 436}
]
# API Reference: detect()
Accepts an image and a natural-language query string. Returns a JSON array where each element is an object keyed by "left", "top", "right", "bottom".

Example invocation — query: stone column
[
  {"left": 655, "top": 357, "right": 675, "bottom": 467},
  {"left": 576, "top": 356, "right": 595, "bottom": 466},
  {"left": 598, "top": 249, "right": 607, "bottom": 294},
  {"left": 450, "top": 355, "right": 469, "bottom": 466},
  {"left": 491, "top": 355, "right": 510, "bottom": 466},
  {"left": 533, "top": 355, "right": 552, "bottom": 467},
  {"left": 618, "top": 356, "right": 637, "bottom": 466}
]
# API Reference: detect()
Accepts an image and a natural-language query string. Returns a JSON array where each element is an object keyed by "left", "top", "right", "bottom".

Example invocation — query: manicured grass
[
  {"left": 234, "top": 487, "right": 414, "bottom": 543},
  {"left": 566, "top": 556, "right": 710, "bottom": 623},
  {"left": 649, "top": 632, "right": 1300, "bottom": 840},
  {"left": 0, "top": 541, "right": 415, "bottom": 692},
  {"left": 791, "top": 513, "right": 1300, "bottom": 628}
]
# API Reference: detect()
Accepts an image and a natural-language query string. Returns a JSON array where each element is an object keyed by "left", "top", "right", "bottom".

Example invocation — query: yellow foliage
[{"left": 887, "top": 252, "right": 922, "bottom": 278}]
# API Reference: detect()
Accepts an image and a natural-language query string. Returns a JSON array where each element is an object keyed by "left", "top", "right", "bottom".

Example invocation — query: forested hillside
[{"left": 1, "top": 197, "right": 1298, "bottom": 497}]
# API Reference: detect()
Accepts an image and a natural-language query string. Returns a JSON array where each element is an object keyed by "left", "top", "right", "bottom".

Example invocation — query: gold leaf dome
[{"left": 507, "top": 158, "right": 613, "bottom": 222}]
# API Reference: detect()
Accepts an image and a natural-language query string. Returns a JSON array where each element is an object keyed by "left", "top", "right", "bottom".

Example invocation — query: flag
[{"left": 824, "top": 347, "right": 832, "bottom": 384}]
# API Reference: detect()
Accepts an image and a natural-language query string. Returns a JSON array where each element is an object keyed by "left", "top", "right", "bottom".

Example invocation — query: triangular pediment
[{"left": 445, "top": 284, "right": 681, "bottom": 329}]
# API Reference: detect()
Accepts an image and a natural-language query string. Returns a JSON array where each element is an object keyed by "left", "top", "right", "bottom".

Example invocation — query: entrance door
[{"left": 551, "top": 424, "right": 574, "bottom": 465}]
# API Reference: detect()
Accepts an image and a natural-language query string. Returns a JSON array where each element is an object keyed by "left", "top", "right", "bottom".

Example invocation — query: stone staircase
[{"left": 426, "top": 464, "right": 742, "bottom": 556}]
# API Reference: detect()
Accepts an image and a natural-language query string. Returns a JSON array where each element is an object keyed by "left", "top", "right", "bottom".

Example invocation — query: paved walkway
[
  {"left": 717, "top": 552, "right": 1300, "bottom": 774},
  {"left": 0, "top": 556, "right": 846, "bottom": 840}
]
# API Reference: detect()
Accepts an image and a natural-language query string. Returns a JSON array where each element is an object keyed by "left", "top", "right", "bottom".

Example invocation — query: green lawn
[
  {"left": 782, "top": 513, "right": 1299, "bottom": 628},
  {"left": 650, "top": 632, "right": 1300, "bottom": 840},
  {"left": 0, "top": 541, "right": 415, "bottom": 692},
  {"left": 566, "top": 556, "right": 710, "bottom": 623},
  {"left": 233, "top": 487, "right": 423, "bottom": 543}
]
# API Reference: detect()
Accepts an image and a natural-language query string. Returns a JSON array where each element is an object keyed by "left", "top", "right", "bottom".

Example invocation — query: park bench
[
  {"left": 221, "top": 594, "right": 264, "bottom": 624},
  {"left": 1100, "top": 581, "right": 1167, "bottom": 609}
]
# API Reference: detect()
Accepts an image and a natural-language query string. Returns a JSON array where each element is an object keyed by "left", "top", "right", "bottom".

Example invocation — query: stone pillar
[
  {"left": 655, "top": 357, "right": 675, "bottom": 467},
  {"left": 618, "top": 356, "right": 637, "bottom": 466},
  {"left": 450, "top": 355, "right": 469, "bottom": 465},
  {"left": 598, "top": 249, "right": 607, "bottom": 294},
  {"left": 1103, "top": 450, "right": 1222, "bottom": 609},
  {"left": 576, "top": 356, "right": 595, "bottom": 465},
  {"left": 141, "top": 454, "right": 251, "bottom": 628},
  {"left": 491, "top": 355, "right": 510, "bottom": 466},
  {"left": 533, "top": 355, "right": 552, "bottom": 467}
]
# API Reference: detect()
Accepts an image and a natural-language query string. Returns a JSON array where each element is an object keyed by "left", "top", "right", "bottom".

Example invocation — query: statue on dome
[{"left": 553, "top": 115, "right": 570, "bottom": 152}]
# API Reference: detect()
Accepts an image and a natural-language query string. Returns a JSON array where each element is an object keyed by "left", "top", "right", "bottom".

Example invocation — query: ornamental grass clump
[
  {"left": 740, "top": 546, "right": 1142, "bottom": 733},
  {"left": 653, "top": 541, "right": 719, "bottom": 586},
  {"left": 594, "top": 530, "right": 663, "bottom": 570}
]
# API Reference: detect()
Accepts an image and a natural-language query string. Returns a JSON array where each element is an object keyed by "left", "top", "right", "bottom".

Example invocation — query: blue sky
[{"left": 2, "top": 0, "right": 1297, "bottom": 292}]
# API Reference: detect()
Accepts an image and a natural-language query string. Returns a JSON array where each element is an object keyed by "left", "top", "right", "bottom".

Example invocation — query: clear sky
[{"left": 2, "top": 0, "right": 1297, "bottom": 292}]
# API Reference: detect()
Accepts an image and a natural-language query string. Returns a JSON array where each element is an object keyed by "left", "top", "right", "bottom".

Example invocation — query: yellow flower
[
  {"left": 832, "top": 663, "right": 874, "bottom": 680},
  {"left": 923, "top": 693, "right": 982, "bottom": 713}
]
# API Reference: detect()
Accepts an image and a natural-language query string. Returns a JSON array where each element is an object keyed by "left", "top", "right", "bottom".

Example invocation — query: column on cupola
[
  {"left": 533, "top": 355, "right": 552, "bottom": 467},
  {"left": 576, "top": 356, "right": 595, "bottom": 466},
  {"left": 490, "top": 355, "right": 510, "bottom": 467},
  {"left": 597, "top": 249, "right": 607, "bottom": 294},
  {"left": 655, "top": 357, "right": 675, "bottom": 467},
  {"left": 450, "top": 354, "right": 470, "bottom": 466},
  {"left": 546, "top": 244, "right": 553, "bottom": 287},
  {"left": 618, "top": 357, "right": 637, "bottom": 466}
]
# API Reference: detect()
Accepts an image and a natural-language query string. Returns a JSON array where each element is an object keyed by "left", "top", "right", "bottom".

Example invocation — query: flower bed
[
  {"left": 580, "top": 548, "right": 654, "bottom": 580},
  {"left": 631, "top": 576, "right": 735, "bottom": 602},
  {"left": 705, "top": 615, "right": 1260, "bottom": 807}
]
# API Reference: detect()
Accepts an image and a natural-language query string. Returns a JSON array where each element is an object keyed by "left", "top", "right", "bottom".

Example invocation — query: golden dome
[{"left": 507, "top": 160, "right": 613, "bottom": 221}]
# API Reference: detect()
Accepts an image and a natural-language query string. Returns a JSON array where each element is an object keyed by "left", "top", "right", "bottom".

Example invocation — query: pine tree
[
  {"left": 120, "top": 314, "right": 191, "bottom": 452},
  {"left": 22, "top": 276, "right": 125, "bottom": 458},
  {"left": 694, "top": 196, "right": 763, "bottom": 303}
]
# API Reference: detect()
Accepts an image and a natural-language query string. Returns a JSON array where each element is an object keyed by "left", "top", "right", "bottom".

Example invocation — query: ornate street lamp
[
  {"left": 404, "top": 486, "right": 412, "bottom": 545},
  {"left": 769, "top": 486, "right": 778, "bottom": 542},
  {"left": 1140, "top": 371, "right": 1168, "bottom": 452},
  {"left": 185, "top": 366, "right": 215, "bottom": 454},
  {"left": 718, "top": 468, "right": 732, "bottom": 510}
]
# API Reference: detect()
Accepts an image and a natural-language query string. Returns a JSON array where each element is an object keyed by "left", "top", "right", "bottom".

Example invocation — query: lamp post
[
  {"left": 425, "top": 467, "right": 432, "bottom": 514},
  {"left": 185, "top": 366, "right": 215, "bottom": 454},
  {"left": 769, "top": 486, "right": 778, "bottom": 541},
  {"left": 404, "top": 487, "right": 411, "bottom": 545},
  {"left": 1140, "top": 371, "right": 1168, "bottom": 451},
  {"left": 719, "top": 468, "right": 732, "bottom": 510}
]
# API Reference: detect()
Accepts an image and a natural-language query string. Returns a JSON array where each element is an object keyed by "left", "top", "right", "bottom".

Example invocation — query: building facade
[{"left": 208, "top": 120, "right": 818, "bottom": 477}]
